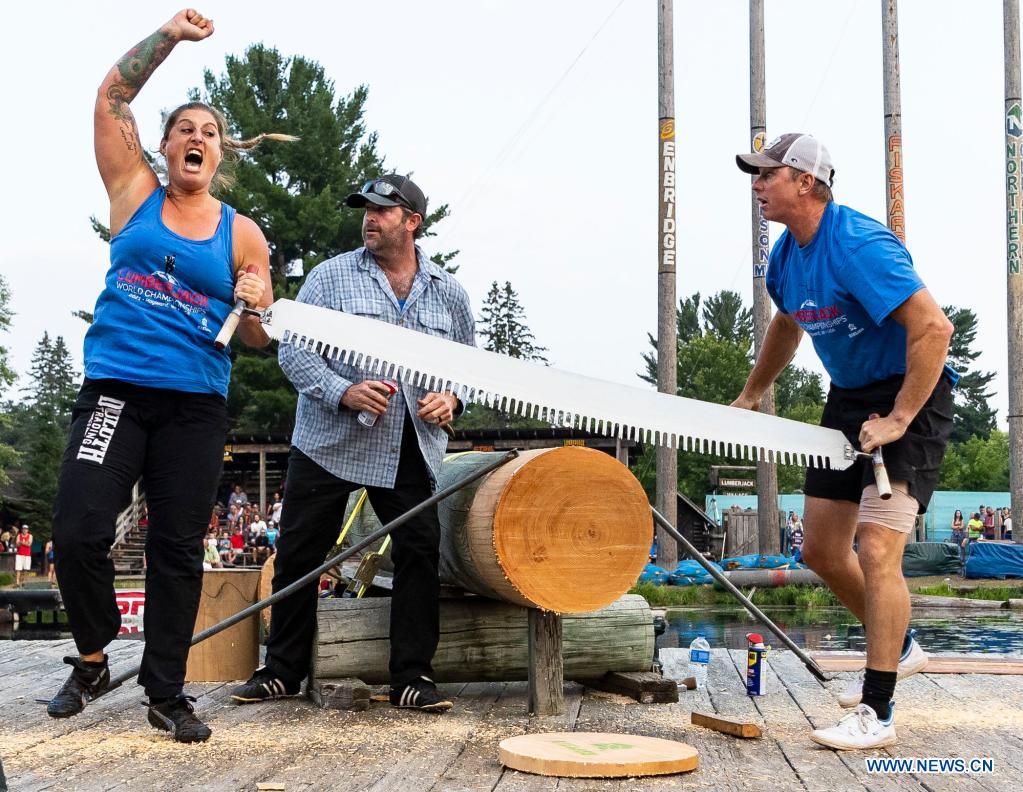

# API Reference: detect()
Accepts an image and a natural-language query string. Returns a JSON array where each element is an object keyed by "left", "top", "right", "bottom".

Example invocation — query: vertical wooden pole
[
  {"left": 883, "top": 0, "right": 907, "bottom": 242},
  {"left": 749, "top": 0, "right": 779, "bottom": 555},
  {"left": 259, "top": 450, "right": 267, "bottom": 516},
  {"left": 527, "top": 609, "right": 564, "bottom": 716},
  {"left": 1004, "top": 0, "right": 1023, "bottom": 542},
  {"left": 656, "top": 0, "right": 679, "bottom": 569}
]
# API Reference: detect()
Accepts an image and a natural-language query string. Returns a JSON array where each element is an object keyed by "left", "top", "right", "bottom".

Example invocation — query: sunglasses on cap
[{"left": 359, "top": 179, "right": 415, "bottom": 212}]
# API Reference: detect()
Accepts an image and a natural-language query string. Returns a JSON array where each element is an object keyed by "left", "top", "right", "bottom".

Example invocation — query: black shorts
[{"left": 803, "top": 374, "right": 954, "bottom": 514}]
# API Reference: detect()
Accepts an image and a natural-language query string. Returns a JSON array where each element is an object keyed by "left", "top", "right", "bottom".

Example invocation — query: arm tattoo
[{"left": 105, "top": 30, "right": 175, "bottom": 154}]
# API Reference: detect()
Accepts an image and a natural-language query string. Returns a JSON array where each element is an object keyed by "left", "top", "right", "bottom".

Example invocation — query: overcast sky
[{"left": 0, "top": 1, "right": 1015, "bottom": 425}]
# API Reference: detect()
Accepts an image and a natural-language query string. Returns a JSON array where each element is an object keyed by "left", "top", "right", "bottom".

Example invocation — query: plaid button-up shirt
[{"left": 280, "top": 246, "right": 475, "bottom": 488}]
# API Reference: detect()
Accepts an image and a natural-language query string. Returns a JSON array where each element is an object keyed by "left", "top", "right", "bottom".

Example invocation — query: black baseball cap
[{"left": 346, "top": 175, "right": 428, "bottom": 216}]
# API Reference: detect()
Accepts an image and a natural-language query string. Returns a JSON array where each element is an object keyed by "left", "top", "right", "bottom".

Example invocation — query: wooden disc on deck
[{"left": 499, "top": 732, "right": 698, "bottom": 778}]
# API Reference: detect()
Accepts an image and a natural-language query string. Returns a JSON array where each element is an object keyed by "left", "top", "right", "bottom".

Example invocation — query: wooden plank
[
  {"left": 581, "top": 671, "right": 678, "bottom": 704},
  {"left": 813, "top": 652, "right": 1023, "bottom": 674},
  {"left": 690, "top": 711, "right": 761, "bottom": 739},
  {"left": 307, "top": 676, "right": 371, "bottom": 711},
  {"left": 909, "top": 594, "right": 1006, "bottom": 609},
  {"left": 527, "top": 609, "right": 563, "bottom": 716}
]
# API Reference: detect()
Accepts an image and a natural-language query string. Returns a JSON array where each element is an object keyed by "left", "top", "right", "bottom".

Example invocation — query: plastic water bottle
[{"left": 687, "top": 634, "right": 711, "bottom": 689}]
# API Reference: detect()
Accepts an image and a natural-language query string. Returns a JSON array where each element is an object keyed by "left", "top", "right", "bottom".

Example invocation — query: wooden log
[
  {"left": 581, "top": 671, "right": 679, "bottom": 703},
  {"left": 185, "top": 568, "right": 261, "bottom": 682},
  {"left": 307, "top": 677, "right": 371, "bottom": 711},
  {"left": 910, "top": 593, "right": 1006, "bottom": 609},
  {"left": 527, "top": 609, "right": 564, "bottom": 716},
  {"left": 691, "top": 711, "right": 762, "bottom": 739},
  {"left": 312, "top": 594, "right": 654, "bottom": 685},
  {"left": 342, "top": 448, "right": 651, "bottom": 614}
]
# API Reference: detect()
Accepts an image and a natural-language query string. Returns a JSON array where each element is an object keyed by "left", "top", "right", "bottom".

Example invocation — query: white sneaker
[
  {"left": 810, "top": 703, "right": 897, "bottom": 750},
  {"left": 838, "top": 631, "right": 928, "bottom": 708}
]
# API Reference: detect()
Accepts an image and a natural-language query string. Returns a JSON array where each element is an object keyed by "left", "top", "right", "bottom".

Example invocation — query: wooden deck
[{"left": 2, "top": 641, "right": 1022, "bottom": 791}]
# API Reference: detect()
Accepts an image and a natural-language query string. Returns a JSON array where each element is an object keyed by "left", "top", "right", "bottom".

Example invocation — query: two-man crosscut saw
[{"left": 259, "top": 299, "right": 861, "bottom": 470}]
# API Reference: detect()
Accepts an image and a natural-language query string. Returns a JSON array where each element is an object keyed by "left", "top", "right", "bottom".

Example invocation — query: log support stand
[{"left": 527, "top": 608, "right": 564, "bottom": 716}]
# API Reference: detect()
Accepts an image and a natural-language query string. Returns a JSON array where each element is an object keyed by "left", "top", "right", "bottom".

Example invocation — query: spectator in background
[
  {"left": 1003, "top": 508, "right": 1013, "bottom": 541},
  {"left": 949, "top": 510, "right": 965, "bottom": 547},
  {"left": 228, "top": 484, "right": 249, "bottom": 512},
  {"left": 15, "top": 525, "right": 34, "bottom": 586},
  {"left": 269, "top": 493, "right": 283, "bottom": 527},
  {"left": 266, "top": 521, "right": 279, "bottom": 550},
  {"left": 46, "top": 540, "right": 57, "bottom": 585},
  {"left": 250, "top": 512, "right": 267, "bottom": 539},
  {"left": 790, "top": 522, "right": 804, "bottom": 563},
  {"left": 230, "top": 526, "right": 246, "bottom": 565},
  {"left": 252, "top": 527, "right": 271, "bottom": 565},
  {"left": 226, "top": 503, "right": 241, "bottom": 532},
  {"left": 983, "top": 506, "right": 997, "bottom": 540},
  {"left": 203, "top": 535, "right": 222, "bottom": 571},
  {"left": 967, "top": 513, "right": 984, "bottom": 543},
  {"left": 217, "top": 531, "right": 233, "bottom": 565},
  {"left": 0, "top": 526, "right": 10, "bottom": 553}
]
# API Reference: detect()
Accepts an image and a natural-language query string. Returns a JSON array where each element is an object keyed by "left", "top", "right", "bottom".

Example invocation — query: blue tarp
[
  {"left": 963, "top": 542, "right": 1023, "bottom": 580},
  {"left": 719, "top": 554, "right": 804, "bottom": 571},
  {"left": 668, "top": 560, "right": 722, "bottom": 586},
  {"left": 639, "top": 563, "right": 670, "bottom": 585}
]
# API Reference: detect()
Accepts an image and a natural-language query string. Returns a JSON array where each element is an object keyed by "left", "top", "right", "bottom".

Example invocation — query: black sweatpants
[
  {"left": 53, "top": 379, "right": 227, "bottom": 699},
  {"left": 265, "top": 414, "right": 440, "bottom": 688}
]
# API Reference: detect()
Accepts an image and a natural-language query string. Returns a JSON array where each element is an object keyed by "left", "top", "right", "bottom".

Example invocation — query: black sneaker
[
  {"left": 229, "top": 667, "right": 301, "bottom": 703},
  {"left": 145, "top": 695, "right": 212, "bottom": 743},
  {"left": 389, "top": 676, "right": 453, "bottom": 712},
  {"left": 47, "top": 655, "right": 111, "bottom": 718}
]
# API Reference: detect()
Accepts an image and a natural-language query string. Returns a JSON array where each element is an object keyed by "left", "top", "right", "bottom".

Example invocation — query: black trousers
[
  {"left": 265, "top": 415, "right": 440, "bottom": 687},
  {"left": 53, "top": 379, "right": 227, "bottom": 699}
]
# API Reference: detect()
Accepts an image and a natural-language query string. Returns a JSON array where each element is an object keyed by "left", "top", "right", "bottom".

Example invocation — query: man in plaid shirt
[{"left": 232, "top": 175, "right": 474, "bottom": 712}]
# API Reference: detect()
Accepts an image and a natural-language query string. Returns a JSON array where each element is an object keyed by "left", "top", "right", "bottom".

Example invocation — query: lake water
[{"left": 659, "top": 606, "right": 1023, "bottom": 655}]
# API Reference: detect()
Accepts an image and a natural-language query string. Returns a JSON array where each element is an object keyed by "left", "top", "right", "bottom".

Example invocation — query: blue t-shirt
[
  {"left": 84, "top": 187, "right": 237, "bottom": 396},
  {"left": 766, "top": 202, "right": 954, "bottom": 389}
]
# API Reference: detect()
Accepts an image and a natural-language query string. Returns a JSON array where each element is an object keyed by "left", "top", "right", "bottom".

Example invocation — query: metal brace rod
[{"left": 650, "top": 506, "right": 829, "bottom": 682}]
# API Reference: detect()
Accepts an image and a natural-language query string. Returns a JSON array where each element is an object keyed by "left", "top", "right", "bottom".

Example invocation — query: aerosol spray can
[
  {"left": 746, "top": 633, "right": 768, "bottom": 696},
  {"left": 357, "top": 380, "right": 398, "bottom": 427}
]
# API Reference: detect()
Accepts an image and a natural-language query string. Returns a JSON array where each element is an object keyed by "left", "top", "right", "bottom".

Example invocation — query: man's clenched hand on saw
[{"left": 417, "top": 392, "right": 459, "bottom": 428}]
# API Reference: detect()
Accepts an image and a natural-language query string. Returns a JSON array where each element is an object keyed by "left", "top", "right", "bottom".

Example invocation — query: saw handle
[
  {"left": 867, "top": 413, "right": 892, "bottom": 500},
  {"left": 214, "top": 265, "right": 260, "bottom": 350}
]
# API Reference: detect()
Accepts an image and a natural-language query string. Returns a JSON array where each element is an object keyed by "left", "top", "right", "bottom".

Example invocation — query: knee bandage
[{"left": 858, "top": 482, "right": 918, "bottom": 533}]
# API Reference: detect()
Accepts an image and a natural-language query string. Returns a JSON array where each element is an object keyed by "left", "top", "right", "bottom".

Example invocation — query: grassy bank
[
  {"left": 914, "top": 584, "right": 1022, "bottom": 601},
  {"left": 629, "top": 582, "right": 840, "bottom": 609}
]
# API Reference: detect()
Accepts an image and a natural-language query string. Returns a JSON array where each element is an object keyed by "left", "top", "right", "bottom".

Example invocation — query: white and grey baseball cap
[{"left": 736, "top": 133, "right": 835, "bottom": 186}]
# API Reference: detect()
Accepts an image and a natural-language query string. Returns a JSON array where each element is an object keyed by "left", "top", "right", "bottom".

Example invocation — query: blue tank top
[{"left": 84, "top": 186, "right": 237, "bottom": 396}]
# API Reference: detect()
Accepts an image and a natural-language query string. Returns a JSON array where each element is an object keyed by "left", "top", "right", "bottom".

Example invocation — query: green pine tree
[
  {"left": 0, "top": 275, "right": 22, "bottom": 487},
  {"left": 943, "top": 305, "right": 997, "bottom": 443},
  {"left": 17, "top": 333, "right": 79, "bottom": 540},
  {"left": 458, "top": 281, "right": 550, "bottom": 430},
  {"left": 637, "top": 291, "right": 824, "bottom": 500}
]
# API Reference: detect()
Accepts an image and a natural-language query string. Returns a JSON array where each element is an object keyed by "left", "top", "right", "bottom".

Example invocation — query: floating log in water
[{"left": 312, "top": 593, "right": 654, "bottom": 685}]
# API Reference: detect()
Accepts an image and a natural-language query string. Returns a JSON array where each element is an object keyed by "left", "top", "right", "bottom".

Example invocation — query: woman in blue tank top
[{"left": 47, "top": 9, "right": 293, "bottom": 743}]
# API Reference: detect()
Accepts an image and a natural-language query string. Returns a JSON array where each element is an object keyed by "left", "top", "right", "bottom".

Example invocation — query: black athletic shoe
[
  {"left": 47, "top": 655, "right": 111, "bottom": 718},
  {"left": 145, "top": 695, "right": 212, "bottom": 743},
  {"left": 389, "top": 676, "right": 453, "bottom": 712},
  {"left": 229, "top": 667, "right": 301, "bottom": 703}
]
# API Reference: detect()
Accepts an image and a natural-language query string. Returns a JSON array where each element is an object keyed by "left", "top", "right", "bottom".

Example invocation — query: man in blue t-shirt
[{"left": 733, "top": 133, "right": 955, "bottom": 751}]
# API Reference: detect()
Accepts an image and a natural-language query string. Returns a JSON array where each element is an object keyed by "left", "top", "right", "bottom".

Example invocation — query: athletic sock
[{"left": 861, "top": 668, "right": 897, "bottom": 721}]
